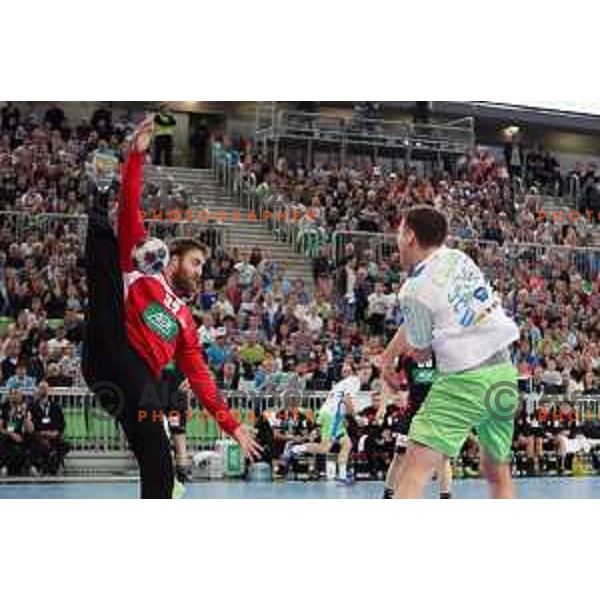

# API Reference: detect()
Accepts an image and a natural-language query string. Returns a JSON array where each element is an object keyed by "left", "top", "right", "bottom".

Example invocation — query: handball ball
[{"left": 133, "top": 237, "right": 170, "bottom": 276}]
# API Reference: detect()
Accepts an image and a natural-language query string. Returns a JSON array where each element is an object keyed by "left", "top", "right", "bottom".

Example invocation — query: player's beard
[{"left": 172, "top": 267, "right": 199, "bottom": 296}]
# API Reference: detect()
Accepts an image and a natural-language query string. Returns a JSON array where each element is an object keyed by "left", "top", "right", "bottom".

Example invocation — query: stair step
[{"left": 144, "top": 167, "right": 316, "bottom": 292}]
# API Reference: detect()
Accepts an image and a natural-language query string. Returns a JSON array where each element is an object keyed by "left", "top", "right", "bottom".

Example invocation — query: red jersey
[{"left": 117, "top": 150, "right": 238, "bottom": 436}]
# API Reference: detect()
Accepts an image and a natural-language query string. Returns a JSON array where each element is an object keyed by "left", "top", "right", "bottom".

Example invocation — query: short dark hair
[
  {"left": 402, "top": 205, "right": 448, "bottom": 249},
  {"left": 168, "top": 238, "right": 210, "bottom": 260}
]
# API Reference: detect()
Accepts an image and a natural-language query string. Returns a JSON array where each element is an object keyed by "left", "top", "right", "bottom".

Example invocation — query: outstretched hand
[
  {"left": 132, "top": 116, "right": 155, "bottom": 154},
  {"left": 233, "top": 426, "right": 263, "bottom": 462}
]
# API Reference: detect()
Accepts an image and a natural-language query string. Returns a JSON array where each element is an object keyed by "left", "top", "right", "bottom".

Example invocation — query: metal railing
[
  {"left": 255, "top": 108, "right": 476, "bottom": 154},
  {"left": 212, "top": 145, "right": 329, "bottom": 260},
  {"left": 0, "top": 212, "right": 87, "bottom": 244},
  {"left": 0, "top": 388, "right": 328, "bottom": 454},
  {"left": 6, "top": 384, "right": 583, "bottom": 460},
  {"left": 0, "top": 211, "right": 229, "bottom": 255}
]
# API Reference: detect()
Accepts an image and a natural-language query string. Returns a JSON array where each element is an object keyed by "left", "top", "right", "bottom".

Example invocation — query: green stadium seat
[
  {"left": 47, "top": 319, "right": 65, "bottom": 330},
  {"left": 0, "top": 317, "right": 15, "bottom": 334}
]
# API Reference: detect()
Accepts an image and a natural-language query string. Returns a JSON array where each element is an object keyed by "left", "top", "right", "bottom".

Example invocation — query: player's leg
[
  {"left": 136, "top": 414, "right": 176, "bottom": 499},
  {"left": 122, "top": 347, "right": 175, "bottom": 499},
  {"left": 81, "top": 185, "right": 128, "bottom": 391},
  {"left": 398, "top": 372, "right": 485, "bottom": 499},
  {"left": 172, "top": 433, "right": 191, "bottom": 482},
  {"left": 394, "top": 443, "right": 447, "bottom": 499},
  {"left": 438, "top": 458, "right": 453, "bottom": 499},
  {"left": 284, "top": 409, "right": 334, "bottom": 471},
  {"left": 166, "top": 389, "right": 192, "bottom": 483},
  {"left": 337, "top": 434, "right": 352, "bottom": 482},
  {"left": 383, "top": 452, "right": 404, "bottom": 498},
  {"left": 479, "top": 452, "right": 516, "bottom": 500},
  {"left": 475, "top": 362, "right": 519, "bottom": 499}
]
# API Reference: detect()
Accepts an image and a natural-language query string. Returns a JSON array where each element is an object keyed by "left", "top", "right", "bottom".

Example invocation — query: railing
[
  {"left": 6, "top": 384, "right": 583, "bottom": 459},
  {"left": 3, "top": 388, "right": 328, "bottom": 455},
  {"left": 256, "top": 109, "right": 476, "bottom": 154},
  {"left": 0, "top": 212, "right": 87, "bottom": 244},
  {"left": 212, "top": 144, "right": 330, "bottom": 260},
  {"left": 331, "top": 231, "right": 600, "bottom": 288},
  {"left": 331, "top": 231, "right": 502, "bottom": 266},
  {"left": 0, "top": 211, "right": 229, "bottom": 255}
]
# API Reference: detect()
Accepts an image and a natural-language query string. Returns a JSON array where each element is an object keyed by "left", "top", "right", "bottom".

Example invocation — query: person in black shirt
[
  {"left": 313, "top": 246, "right": 334, "bottom": 298},
  {"left": 275, "top": 395, "right": 318, "bottom": 478},
  {"left": 354, "top": 393, "right": 389, "bottom": 479},
  {"left": 0, "top": 387, "right": 33, "bottom": 475},
  {"left": 307, "top": 354, "right": 334, "bottom": 392},
  {"left": 1, "top": 340, "right": 21, "bottom": 383},
  {"left": 382, "top": 354, "right": 453, "bottom": 499},
  {"left": 44, "top": 105, "right": 66, "bottom": 131},
  {"left": 28, "top": 381, "right": 69, "bottom": 475},
  {"left": 513, "top": 406, "right": 544, "bottom": 477},
  {"left": 1, "top": 102, "right": 20, "bottom": 131}
]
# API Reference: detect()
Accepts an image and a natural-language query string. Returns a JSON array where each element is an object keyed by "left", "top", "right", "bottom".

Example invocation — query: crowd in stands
[
  {"left": 2, "top": 103, "right": 600, "bottom": 480},
  {"left": 239, "top": 147, "right": 596, "bottom": 258}
]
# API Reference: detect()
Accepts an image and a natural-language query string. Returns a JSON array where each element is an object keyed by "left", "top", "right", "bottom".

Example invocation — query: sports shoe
[
  {"left": 172, "top": 479, "right": 187, "bottom": 500},
  {"left": 336, "top": 476, "right": 355, "bottom": 487}
]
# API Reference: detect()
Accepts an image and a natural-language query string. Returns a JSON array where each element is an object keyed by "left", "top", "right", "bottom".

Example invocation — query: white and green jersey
[
  {"left": 399, "top": 246, "right": 519, "bottom": 374},
  {"left": 322, "top": 376, "right": 361, "bottom": 415}
]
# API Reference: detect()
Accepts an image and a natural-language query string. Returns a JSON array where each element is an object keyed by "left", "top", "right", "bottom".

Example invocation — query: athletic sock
[{"left": 339, "top": 464, "right": 347, "bottom": 480}]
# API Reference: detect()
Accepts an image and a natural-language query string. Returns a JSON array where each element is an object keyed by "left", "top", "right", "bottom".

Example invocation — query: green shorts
[
  {"left": 318, "top": 408, "right": 348, "bottom": 444},
  {"left": 409, "top": 362, "right": 518, "bottom": 463}
]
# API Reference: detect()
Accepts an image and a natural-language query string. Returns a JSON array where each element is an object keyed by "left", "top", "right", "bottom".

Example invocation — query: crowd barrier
[
  {"left": 3, "top": 383, "right": 566, "bottom": 457},
  {"left": 1, "top": 388, "right": 328, "bottom": 455},
  {"left": 0, "top": 212, "right": 229, "bottom": 255}
]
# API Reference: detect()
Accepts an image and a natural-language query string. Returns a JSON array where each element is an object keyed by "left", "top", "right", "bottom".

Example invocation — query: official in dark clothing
[
  {"left": 28, "top": 381, "right": 69, "bottom": 475},
  {"left": 0, "top": 387, "right": 32, "bottom": 475}
]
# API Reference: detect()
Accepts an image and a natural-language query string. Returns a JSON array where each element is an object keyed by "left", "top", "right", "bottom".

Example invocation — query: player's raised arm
[{"left": 118, "top": 117, "right": 153, "bottom": 271}]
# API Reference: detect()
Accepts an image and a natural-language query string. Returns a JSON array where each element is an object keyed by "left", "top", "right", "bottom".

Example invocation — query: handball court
[{"left": 1, "top": 479, "right": 599, "bottom": 499}]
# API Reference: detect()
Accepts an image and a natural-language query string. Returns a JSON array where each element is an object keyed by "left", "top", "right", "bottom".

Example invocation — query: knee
[{"left": 481, "top": 456, "right": 511, "bottom": 487}]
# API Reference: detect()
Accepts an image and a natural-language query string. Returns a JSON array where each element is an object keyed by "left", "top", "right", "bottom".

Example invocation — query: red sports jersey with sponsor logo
[{"left": 117, "top": 150, "right": 238, "bottom": 436}]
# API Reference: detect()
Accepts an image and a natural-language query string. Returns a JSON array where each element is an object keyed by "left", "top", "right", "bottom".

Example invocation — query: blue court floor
[{"left": 2, "top": 478, "right": 600, "bottom": 499}]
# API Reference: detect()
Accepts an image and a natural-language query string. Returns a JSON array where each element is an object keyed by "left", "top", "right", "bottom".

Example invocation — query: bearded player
[{"left": 81, "top": 117, "right": 260, "bottom": 499}]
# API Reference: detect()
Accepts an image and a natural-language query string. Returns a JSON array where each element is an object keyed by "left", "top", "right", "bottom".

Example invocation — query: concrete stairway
[{"left": 144, "top": 165, "right": 315, "bottom": 288}]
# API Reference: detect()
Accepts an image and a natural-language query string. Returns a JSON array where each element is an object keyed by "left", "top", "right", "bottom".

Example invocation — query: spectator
[
  {"left": 153, "top": 104, "right": 177, "bottom": 166},
  {"left": 238, "top": 331, "right": 266, "bottom": 375},
  {"left": 1, "top": 340, "right": 21, "bottom": 383},
  {"left": 217, "top": 360, "right": 240, "bottom": 391},
  {"left": 0, "top": 386, "right": 33, "bottom": 475},
  {"left": 5, "top": 358, "right": 36, "bottom": 396},
  {"left": 45, "top": 363, "right": 72, "bottom": 387},
  {"left": 47, "top": 325, "right": 70, "bottom": 361},
  {"left": 58, "top": 343, "right": 79, "bottom": 383},
  {"left": 91, "top": 103, "right": 113, "bottom": 140},
  {"left": 206, "top": 329, "right": 232, "bottom": 373},
  {"left": 235, "top": 253, "right": 257, "bottom": 291},
  {"left": 29, "top": 340, "right": 52, "bottom": 383},
  {"left": 1, "top": 102, "right": 20, "bottom": 132},
  {"left": 27, "top": 381, "right": 68, "bottom": 475},
  {"left": 367, "top": 281, "right": 392, "bottom": 336},
  {"left": 44, "top": 105, "right": 66, "bottom": 131}
]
